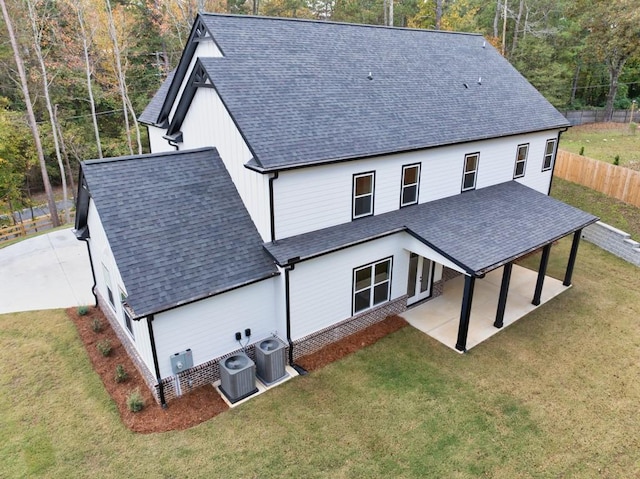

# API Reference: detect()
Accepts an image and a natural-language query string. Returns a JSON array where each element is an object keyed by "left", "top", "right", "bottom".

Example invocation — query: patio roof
[{"left": 265, "top": 181, "right": 598, "bottom": 276}]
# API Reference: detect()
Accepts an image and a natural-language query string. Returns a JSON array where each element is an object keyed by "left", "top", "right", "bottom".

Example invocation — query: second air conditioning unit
[
  {"left": 218, "top": 353, "right": 257, "bottom": 403},
  {"left": 256, "top": 337, "right": 287, "bottom": 385}
]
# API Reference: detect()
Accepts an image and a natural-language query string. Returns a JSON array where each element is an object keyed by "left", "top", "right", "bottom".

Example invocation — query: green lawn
[
  {"left": 2, "top": 238, "right": 639, "bottom": 478},
  {"left": 560, "top": 123, "right": 640, "bottom": 167},
  {"left": 551, "top": 177, "right": 640, "bottom": 239}
]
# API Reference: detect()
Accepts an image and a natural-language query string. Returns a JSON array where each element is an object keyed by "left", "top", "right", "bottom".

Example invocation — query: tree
[
  {"left": 577, "top": 0, "right": 640, "bottom": 120},
  {"left": 0, "top": 0, "right": 59, "bottom": 226},
  {"left": 27, "top": 0, "right": 70, "bottom": 223}
]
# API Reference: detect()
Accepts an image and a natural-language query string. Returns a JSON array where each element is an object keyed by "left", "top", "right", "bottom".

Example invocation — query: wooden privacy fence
[
  {"left": 555, "top": 150, "right": 640, "bottom": 208},
  {"left": 0, "top": 212, "right": 75, "bottom": 243}
]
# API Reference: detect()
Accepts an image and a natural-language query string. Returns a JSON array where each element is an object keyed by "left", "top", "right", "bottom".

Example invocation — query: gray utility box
[
  {"left": 218, "top": 353, "right": 258, "bottom": 403},
  {"left": 170, "top": 349, "right": 193, "bottom": 375},
  {"left": 255, "top": 337, "right": 288, "bottom": 385}
]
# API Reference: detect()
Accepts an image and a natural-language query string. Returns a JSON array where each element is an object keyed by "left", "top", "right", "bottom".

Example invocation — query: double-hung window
[
  {"left": 102, "top": 264, "right": 115, "bottom": 308},
  {"left": 400, "top": 164, "right": 420, "bottom": 207},
  {"left": 542, "top": 139, "right": 557, "bottom": 171},
  {"left": 353, "top": 258, "right": 392, "bottom": 314},
  {"left": 462, "top": 153, "right": 479, "bottom": 192},
  {"left": 513, "top": 144, "right": 529, "bottom": 179},
  {"left": 353, "top": 172, "right": 375, "bottom": 219},
  {"left": 120, "top": 288, "right": 134, "bottom": 338}
]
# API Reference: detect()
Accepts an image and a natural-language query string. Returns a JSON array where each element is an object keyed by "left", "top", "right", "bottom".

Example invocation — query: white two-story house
[{"left": 74, "top": 14, "right": 597, "bottom": 406}]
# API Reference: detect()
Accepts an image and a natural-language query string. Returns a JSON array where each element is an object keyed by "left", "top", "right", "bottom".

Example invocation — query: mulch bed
[{"left": 67, "top": 307, "right": 408, "bottom": 433}]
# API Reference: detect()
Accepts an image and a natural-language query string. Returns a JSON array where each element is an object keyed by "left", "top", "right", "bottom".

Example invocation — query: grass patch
[
  {"left": 1, "top": 242, "right": 639, "bottom": 477},
  {"left": 551, "top": 177, "right": 640, "bottom": 238},
  {"left": 560, "top": 123, "right": 640, "bottom": 167}
]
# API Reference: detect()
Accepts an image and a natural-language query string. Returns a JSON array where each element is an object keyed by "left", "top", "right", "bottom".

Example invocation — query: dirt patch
[
  {"left": 297, "top": 315, "right": 408, "bottom": 372},
  {"left": 67, "top": 307, "right": 227, "bottom": 433},
  {"left": 67, "top": 307, "right": 408, "bottom": 433}
]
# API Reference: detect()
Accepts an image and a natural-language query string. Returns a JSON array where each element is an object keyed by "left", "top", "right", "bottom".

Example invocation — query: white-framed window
[
  {"left": 353, "top": 257, "right": 392, "bottom": 314},
  {"left": 513, "top": 144, "right": 529, "bottom": 179},
  {"left": 353, "top": 172, "right": 375, "bottom": 219},
  {"left": 102, "top": 264, "right": 115, "bottom": 308},
  {"left": 400, "top": 164, "right": 420, "bottom": 207},
  {"left": 542, "top": 139, "right": 557, "bottom": 171},
  {"left": 119, "top": 288, "right": 134, "bottom": 339},
  {"left": 462, "top": 153, "right": 479, "bottom": 192}
]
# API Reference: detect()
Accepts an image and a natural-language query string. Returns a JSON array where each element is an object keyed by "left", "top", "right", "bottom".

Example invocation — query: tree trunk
[
  {"left": 493, "top": 0, "right": 501, "bottom": 38},
  {"left": 435, "top": 0, "right": 443, "bottom": 30},
  {"left": 388, "top": 0, "right": 393, "bottom": 26},
  {"left": 604, "top": 57, "right": 626, "bottom": 122},
  {"left": 570, "top": 63, "right": 580, "bottom": 105},
  {"left": 0, "top": 0, "right": 59, "bottom": 227},
  {"left": 510, "top": 0, "right": 524, "bottom": 57},
  {"left": 27, "top": 0, "right": 69, "bottom": 224},
  {"left": 54, "top": 104, "right": 76, "bottom": 197},
  {"left": 76, "top": 0, "right": 103, "bottom": 158},
  {"left": 501, "top": 0, "right": 508, "bottom": 56}
]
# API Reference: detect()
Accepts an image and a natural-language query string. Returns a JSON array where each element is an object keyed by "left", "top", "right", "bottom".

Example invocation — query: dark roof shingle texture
[
  {"left": 188, "top": 14, "right": 569, "bottom": 171},
  {"left": 82, "top": 148, "right": 278, "bottom": 317},
  {"left": 265, "top": 181, "right": 597, "bottom": 275},
  {"left": 138, "top": 69, "right": 176, "bottom": 125}
]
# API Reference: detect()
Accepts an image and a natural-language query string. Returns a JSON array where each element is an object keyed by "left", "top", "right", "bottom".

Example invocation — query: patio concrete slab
[
  {"left": 0, "top": 228, "right": 95, "bottom": 314},
  {"left": 401, "top": 265, "right": 569, "bottom": 352}
]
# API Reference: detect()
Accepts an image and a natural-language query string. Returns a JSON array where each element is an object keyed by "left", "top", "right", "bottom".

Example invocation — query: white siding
[
  {"left": 147, "top": 126, "right": 173, "bottom": 154},
  {"left": 179, "top": 87, "right": 271, "bottom": 241},
  {"left": 86, "top": 200, "right": 155, "bottom": 373},
  {"left": 289, "top": 235, "right": 409, "bottom": 340},
  {"left": 152, "top": 278, "right": 281, "bottom": 379},
  {"left": 273, "top": 130, "right": 561, "bottom": 239}
]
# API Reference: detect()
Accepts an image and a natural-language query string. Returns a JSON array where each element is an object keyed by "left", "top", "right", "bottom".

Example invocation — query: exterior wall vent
[
  {"left": 218, "top": 353, "right": 257, "bottom": 403},
  {"left": 256, "top": 337, "right": 288, "bottom": 385}
]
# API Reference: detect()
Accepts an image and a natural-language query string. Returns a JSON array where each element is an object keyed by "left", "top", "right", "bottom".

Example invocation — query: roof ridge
[
  {"left": 200, "top": 13, "right": 483, "bottom": 37},
  {"left": 82, "top": 147, "right": 216, "bottom": 166}
]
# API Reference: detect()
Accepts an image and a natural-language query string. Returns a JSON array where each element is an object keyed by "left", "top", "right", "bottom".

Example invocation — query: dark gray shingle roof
[
  {"left": 82, "top": 147, "right": 278, "bottom": 317},
  {"left": 265, "top": 181, "right": 597, "bottom": 275},
  {"left": 138, "top": 69, "right": 176, "bottom": 125},
  {"left": 191, "top": 14, "right": 569, "bottom": 171}
]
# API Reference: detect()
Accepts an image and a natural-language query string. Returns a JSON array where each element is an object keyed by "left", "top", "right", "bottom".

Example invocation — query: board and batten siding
[
  {"left": 86, "top": 200, "right": 155, "bottom": 373},
  {"left": 152, "top": 278, "right": 282, "bottom": 379},
  {"left": 179, "top": 87, "right": 271, "bottom": 241},
  {"left": 289, "top": 234, "right": 410, "bottom": 341},
  {"left": 147, "top": 125, "right": 174, "bottom": 154},
  {"left": 273, "top": 130, "right": 561, "bottom": 240}
]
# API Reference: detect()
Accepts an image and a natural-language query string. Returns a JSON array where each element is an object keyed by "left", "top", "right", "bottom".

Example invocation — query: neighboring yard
[
  {"left": 1, "top": 238, "right": 639, "bottom": 478},
  {"left": 560, "top": 122, "right": 640, "bottom": 168},
  {"left": 551, "top": 177, "right": 640, "bottom": 239}
]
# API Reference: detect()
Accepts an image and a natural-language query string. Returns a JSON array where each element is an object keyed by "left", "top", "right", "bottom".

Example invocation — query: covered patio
[{"left": 401, "top": 264, "right": 569, "bottom": 352}]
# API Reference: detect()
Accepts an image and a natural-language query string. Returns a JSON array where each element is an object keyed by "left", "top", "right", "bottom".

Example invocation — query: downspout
[
  {"left": 284, "top": 262, "right": 307, "bottom": 375},
  {"left": 269, "top": 172, "right": 279, "bottom": 242},
  {"left": 79, "top": 238, "right": 98, "bottom": 307},
  {"left": 548, "top": 127, "right": 568, "bottom": 196},
  {"left": 167, "top": 139, "right": 179, "bottom": 151},
  {"left": 147, "top": 315, "right": 167, "bottom": 408}
]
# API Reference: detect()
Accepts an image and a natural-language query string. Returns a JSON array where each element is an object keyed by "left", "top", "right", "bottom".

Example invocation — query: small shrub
[
  {"left": 613, "top": 155, "right": 620, "bottom": 166},
  {"left": 91, "top": 317, "right": 104, "bottom": 333},
  {"left": 630, "top": 122, "right": 638, "bottom": 135},
  {"left": 96, "top": 339, "right": 112, "bottom": 357},
  {"left": 77, "top": 305, "right": 89, "bottom": 316},
  {"left": 115, "top": 364, "right": 128, "bottom": 383},
  {"left": 579, "top": 146, "right": 585, "bottom": 156},
  {"left": 126, "top": 389, "right": 145, "bottom": 412}
]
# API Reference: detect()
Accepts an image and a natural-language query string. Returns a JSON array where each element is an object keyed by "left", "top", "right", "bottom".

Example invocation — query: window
[
  {"left": 353, "top": 172, "right": 375, "bottom": 219},
  {"left": 120, "top": 289, "right": 134, "bottom": 338},
  {"left": 513, "top": 144, "right": 529, "bottom": 179},
  {"left": 462, "top": 153, "right": 479, "bottom": 191},
  {"left": 542, "top": 139, "right": 557, "bottom": 171},
  {"left": 400, "top": 164, "right": 420, "bottom": 207},
  {"left": 353, "top": 258, "right": 392, "bottom": 314},
  {"left": 102, "top": 264, "right": 115, "bottom": 308}
]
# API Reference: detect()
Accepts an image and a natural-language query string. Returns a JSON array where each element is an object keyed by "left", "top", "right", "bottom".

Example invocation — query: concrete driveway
[{"left": 0, "top": 228, "right": 95, "bottom": 314}]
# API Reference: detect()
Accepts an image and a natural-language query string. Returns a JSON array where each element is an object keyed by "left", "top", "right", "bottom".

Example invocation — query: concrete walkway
[
  {"left": 401, "top": 265, "right": 569, "bottom": 352},
  {"left": 0, "top": 228, "right": 95, "bottom": 314}
]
